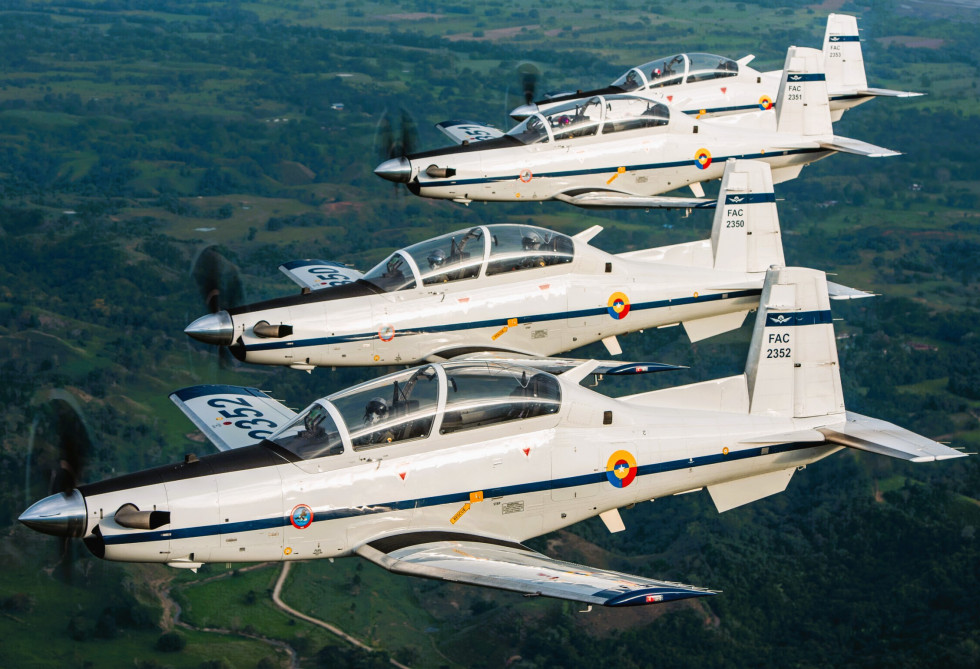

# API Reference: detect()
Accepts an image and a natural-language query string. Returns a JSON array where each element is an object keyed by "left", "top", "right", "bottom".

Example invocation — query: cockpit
[
  {"left": 506, "top": 95, "right": 671, "bottom": 145},
  {"left": 611, "top": 53, "right": 739, "bottom": 91},
  {"left": 360, "top": 224, "right": 574, "bottom": 292},
  {"left": 266, "top": 362, "right": 563, "bottom": 459}
]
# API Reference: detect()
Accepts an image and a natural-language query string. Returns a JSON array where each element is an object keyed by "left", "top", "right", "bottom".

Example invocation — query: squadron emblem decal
[
  {"left": 607, "top": 292, "right": 631, "bottom": 320},
  {"left": 519, "top": 169, "right": 533, "bottom": 183},
  {"left": 290, "top": 504, "right": 314, "bottom": 530},
  {"left": 606, "top": 450, "right": 637, "bottom": 488},
  {"left": 694, "top": 148, "right": 712, "bottom": 170}
]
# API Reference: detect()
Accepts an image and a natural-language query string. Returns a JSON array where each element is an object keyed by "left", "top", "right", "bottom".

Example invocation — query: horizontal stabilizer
[
  {"left": 708, "top": 468, "right": 796, "bottom": 512},
  {"left": 435, "top": 119, "right": 504, "bottom": 145},
  {"left": 279, "top": 260, "right": 363, "bottom": 291},
  {"left": 357, "top": 534, "right": 716, "bottom": 607},
  {"left": 170, "top": 385, "right": 297, "bottom": 451},
  {"left": 682, "top": 310, "right": 750, "bottom": 343},
  {"left": 738, "top": 429, "right": 825, "bottom": 444},
  {"left": 820, "top": 136, "right": 901, "bottom": 158},
  {"left": 827, "top": 281, "right": 875, "bottom": 300},
  {"left": 554, "top": 192, "right": 714, "bottom": 209},
  {"left": 855, "top": 87, "right": 923, "bottom": 99},
  {"left": 820, "top": 411, "right": 967, "bottom": 462}
]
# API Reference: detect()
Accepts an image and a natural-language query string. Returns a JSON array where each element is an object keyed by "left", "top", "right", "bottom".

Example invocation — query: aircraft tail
[
  {"left": 775, "top": 46, "right": 833, "bottom": 137},
  {"left": 823, "top": 14, "right": 867, "bottom": 94},
  {"left": 745, "top": 267, "right": 844, "bottom": 418},
  {"left": 710, "top": 159, "right": 785, "bottom": 274}
]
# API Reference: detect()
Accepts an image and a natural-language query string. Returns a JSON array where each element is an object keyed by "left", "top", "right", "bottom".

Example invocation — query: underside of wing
[
  {"left": 435, "top": 120, "right": 505, "bottom": 145},
  {"left": 553, "top": 191, "right": 714, "bottom": 209},
  {"left": 356, "top": 533, "right": 716, "bottom": 607},
  {"left": 279, "top": 260, "right": 363, "bottom": 291},
  {"left": 169, "top": 385, "right": 297, "bottom": 451},
  {"left": 435, "top": 351, "right": 683, "bottom": 378}
]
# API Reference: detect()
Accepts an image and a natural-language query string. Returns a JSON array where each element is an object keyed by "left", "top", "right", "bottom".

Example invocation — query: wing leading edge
[{"left": 356, "top": 533, "right": 716, "bottom": 607}]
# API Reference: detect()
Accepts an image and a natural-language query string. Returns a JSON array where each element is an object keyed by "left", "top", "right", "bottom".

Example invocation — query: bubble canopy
[
  {"left": 506, "top": 95, "right": 671, "bottom": 145},
  {"left": 267, "top": 362, "right": 563, "bottom": 459},
  {"left": 360, "top": 224, "right": 574, "bottom": 292}
]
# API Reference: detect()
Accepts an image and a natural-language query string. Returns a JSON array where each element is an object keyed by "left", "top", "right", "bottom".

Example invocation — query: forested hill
[{"left": 0, "top": 1, "right": 977, "bottom": 667}]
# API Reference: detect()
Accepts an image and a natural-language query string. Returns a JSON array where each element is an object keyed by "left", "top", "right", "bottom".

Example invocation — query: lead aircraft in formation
[
  {"left": 375, "top": 46, "right": 898, "bottom": 209},
  {"left": 20, "top": 267, "right": 964, "bottom": 607},
  {"left": 510, "top": 14, "right": 920, "bottom": 123},
  {"left": 185, "top": 160, "right": 869, "bottom": 373}
]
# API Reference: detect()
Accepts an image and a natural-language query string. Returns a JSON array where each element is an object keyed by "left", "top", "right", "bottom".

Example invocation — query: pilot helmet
[
  {"left": 364, "top": 397, "right": 389, "bottom": 425},
  {"left": 427, "top": 249, "right": 446, "bottom": 269},
  {"left": 522, "top": 231, "right": 543, "bottom": 250}
]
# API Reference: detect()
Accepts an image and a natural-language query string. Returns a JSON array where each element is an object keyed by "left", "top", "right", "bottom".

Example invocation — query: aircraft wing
[
  {"left": 170, "top": 385, "right": 297, "bottom": 451},
  {"left": 553, "top": 192, "right": 714, "bottom": 209},
  {"left": 356, "top": 534, "right": 716, "bottom": 607},
  {"left": 279, "top": 260, "right": 363, "bottom": 291},
  {"left": 435, "top": 119, "right": 505, "bottom": 145},
  {"left": 437, "top": 351, "right": 683, "bottom": 377}
]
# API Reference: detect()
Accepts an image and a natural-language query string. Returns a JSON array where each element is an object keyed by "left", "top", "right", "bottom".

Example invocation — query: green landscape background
[{"left": 0, "top": 0, "right": 977, "bottom": 667}]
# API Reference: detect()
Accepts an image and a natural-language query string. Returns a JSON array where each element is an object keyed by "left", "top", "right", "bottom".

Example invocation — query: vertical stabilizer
[
  {"left": 775, "top": 46, "right": 833, "bottom": 137},
  {"left": 823, "top": 13, "right": 867, "bottom": 93},
  {"left": 710, "top": 159, "right": 785, "bottom": 273},
  {"left": 745, "top": 267, "right": 845, "bottom": 418}
]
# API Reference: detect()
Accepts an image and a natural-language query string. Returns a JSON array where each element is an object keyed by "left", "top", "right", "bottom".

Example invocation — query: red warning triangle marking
[
  {"left": 666, "top": 95, "right": 673, "bottom": 102},
  {"left": 398, "top": 472, "right": 406, "bottom": 480},
  {"left": 522, "top": 448, "right": 530, "bottom": 457},
  {"left": 721, "top": 87, "right": 727, "bottom": 94}
]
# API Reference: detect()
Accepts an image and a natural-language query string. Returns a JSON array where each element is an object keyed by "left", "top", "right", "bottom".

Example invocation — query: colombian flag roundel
[
  {"left": 606, "top": 450, "right": 638, "bottom": 488},
  {"left": 607, "top": 292, "right": 630, "bottom": 319},
  {"left": 694, "top": 148, "right": 712, "bottom": 170},
  {"left": 759, "top": 95, "right": 773, "bottom": 110}
]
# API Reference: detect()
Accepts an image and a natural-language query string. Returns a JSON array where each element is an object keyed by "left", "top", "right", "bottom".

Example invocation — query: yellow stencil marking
[
  {"left": 284, "top": 547, "right": 292, "bottom": 555},
  {"left": 722, "top": 447, "right": 729, "bottom": 455},
  {"left": 470, "top": 491, "right": 484, "bottom": 503},
  {"left": 492, "top": 319, "right": 518, "bottom": 341},
  {"left": 606, "top": 166, "right": 626, "bottom": 185},
  {"left": 450, "top": 502, "right": 471, "bottom": 525},
  {"left": 697, "top": 109, "right": 706, "bottom": 119}
]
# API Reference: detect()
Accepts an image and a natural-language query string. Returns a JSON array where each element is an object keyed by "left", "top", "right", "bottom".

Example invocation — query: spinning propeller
[
  {"left": 21, "top": 390, "right": 92, "bottom": 581},
  {"left": 185, "top": 245, "right": 245, "bottom": 367},
  {"left": 373, "top": 107, "right": 419, "bottom": 189}
]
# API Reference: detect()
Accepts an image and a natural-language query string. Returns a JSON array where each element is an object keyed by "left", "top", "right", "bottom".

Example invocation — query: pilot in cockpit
[{"left": 362, "top": 396, "right": 394, "bottom": 444}]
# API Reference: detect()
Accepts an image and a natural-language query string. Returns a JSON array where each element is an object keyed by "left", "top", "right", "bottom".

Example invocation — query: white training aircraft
[
  {"left": 375, "top": 46, "right": 899, "bottom": 210},
  {"left": 510, "top": 14, "right": 921, "bottom": 123},
  {"left": 20, "top": 266, "right": 965, "bottom": 607},
  {"left": 185, "top": 160, "right": 869, "bottom": 372}
]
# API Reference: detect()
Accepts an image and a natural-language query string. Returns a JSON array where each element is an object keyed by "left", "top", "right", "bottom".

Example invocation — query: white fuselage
[
  {"left": 79, "top": 376, "right": 841, "bottom": 566},
  {"left": 409, "top": 111, "right": 830, "bottom": 204},
  {"left": 232, "top": 241, "right": 762, "bottom": 368}
]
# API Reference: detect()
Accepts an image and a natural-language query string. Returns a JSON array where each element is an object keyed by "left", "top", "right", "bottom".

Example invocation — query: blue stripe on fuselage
[
  {"left": 100, "top": 439, "right": 823, "bottom": 546},
  {"left": 241, "top": 289, "right": 762, "bottom": 353},
  {"left": 418, "top": 148, "right": 826, "bottom": 189}
]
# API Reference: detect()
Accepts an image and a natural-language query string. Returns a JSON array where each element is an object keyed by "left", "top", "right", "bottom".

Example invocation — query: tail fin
[
  {"left": 710, "top": 159, "right": 785, "bottom": 273},
  {"left": 745, "top": 267, "right": 845, "bottom": 418},
  {"left": 775, "top": 46, "right": 832, "bottom": 137},
  {"left": 823, "top": 14, "right": 868, "bottom": 93}
]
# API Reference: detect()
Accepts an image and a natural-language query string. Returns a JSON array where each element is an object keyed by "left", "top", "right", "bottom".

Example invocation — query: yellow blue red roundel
[
  {"left": 290, "top": 504, "right": 314, "bottom": 529},
  {"left": 607, "top": 292, "right": 630, "bottom": 319},
  {"left": 606, "top": 450, "right": 637, "bottom": 488},
  {"left": 694, "top": 148, "right": 712, "bottom": 170},
  {"left": 759, "top": 95, "right": 773, "bottom": 110}
]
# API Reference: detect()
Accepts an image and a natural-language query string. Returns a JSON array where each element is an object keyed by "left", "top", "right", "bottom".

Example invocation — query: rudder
[
  {"left": 745, "top": 267, "right": 845, "bottom": 418},
  {"left": 710, "top": 159, "right": 785, "bottom": 274},
  {"left": 775, "top": 46, "right": 833, "bottom": 137}
]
